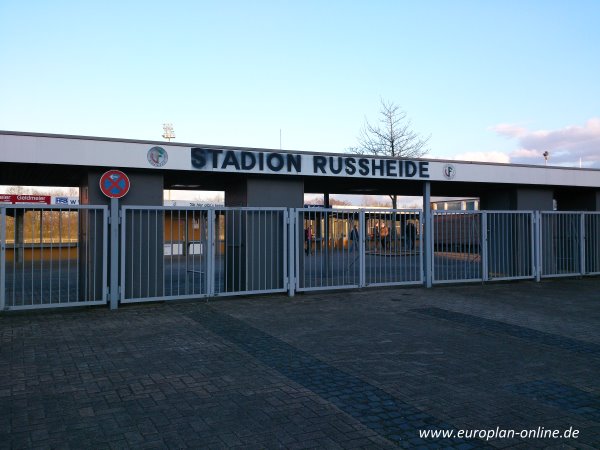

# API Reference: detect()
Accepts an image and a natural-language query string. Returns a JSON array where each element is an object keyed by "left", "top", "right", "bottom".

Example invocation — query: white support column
[{"left": 423, "top": 182, "right": 432, "bottom": 288}]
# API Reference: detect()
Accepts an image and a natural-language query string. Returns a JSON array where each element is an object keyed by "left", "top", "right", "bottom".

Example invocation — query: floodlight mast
[
  {"left": 543, "top": 151, "right": 549, "bottom": 166},
  {"left": 162, "top": 123, "right": 175, "bottom": 142}
]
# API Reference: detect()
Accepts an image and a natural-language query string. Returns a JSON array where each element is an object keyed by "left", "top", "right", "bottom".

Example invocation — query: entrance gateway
[{"left": 0, "top": 130, "right": 599, "bottom": 310}]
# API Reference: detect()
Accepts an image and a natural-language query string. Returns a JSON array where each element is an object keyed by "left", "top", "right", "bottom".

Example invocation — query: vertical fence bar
[
  {"left": 109, "top": 199, "right": 119, "bottom": 310},
  {"left": 359, "top": 210, "right": 366, "bottom": 287},
  {"left": 534, "top": 211, "right": 544, "bottom": 282},
  {"left": 100, "top": 207, "right": 108, "bottom": 304},
  {"left": 207, "top": 208, "right": 215, "bottom": 297},
  {"left": 287, "top": 209, "right": 294, "bottom": 296},
  {"left": 120, "top": 207, "right": 127, "bottom": 303},
  {"left": 482, "top": 212, "right": 489, "bottom": 282},
  {"left": 580, "top": 212, "right": 586, "bottom": 276}
]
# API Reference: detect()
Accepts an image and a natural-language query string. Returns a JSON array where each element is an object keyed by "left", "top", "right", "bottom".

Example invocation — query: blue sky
[{"left": 1, "top": 1, "right": 599, "bottom": 169}]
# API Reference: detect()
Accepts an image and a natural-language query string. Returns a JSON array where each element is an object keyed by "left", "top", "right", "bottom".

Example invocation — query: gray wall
[
  {"left": 80, "top": 170, "right": 165, "bottom": 300},
  {"left": 481, "top": 188, "right": 554, "bottom": 211},
  {"left": 225, "top": 178, "right": 304, "bottom": 207},
  {"left": 224, "top": 178, "right": 303, "bottom": 292}
]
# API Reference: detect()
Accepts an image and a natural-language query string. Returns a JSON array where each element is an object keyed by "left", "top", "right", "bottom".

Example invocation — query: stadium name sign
[{"left": 191, "top": 148, "right": 430, "bottom": 179}]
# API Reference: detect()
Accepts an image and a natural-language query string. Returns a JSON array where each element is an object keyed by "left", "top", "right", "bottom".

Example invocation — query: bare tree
[{"left": 350, "top": 99, "right": 430, "bottom": 209}]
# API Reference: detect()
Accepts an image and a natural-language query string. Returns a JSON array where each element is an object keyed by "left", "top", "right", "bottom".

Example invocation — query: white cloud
[
  {"left": 494, "top": 118, "right": 600, "bottom": 167},
  {"left": 491, "top": 124, "right": 527, "bottom": 138}
]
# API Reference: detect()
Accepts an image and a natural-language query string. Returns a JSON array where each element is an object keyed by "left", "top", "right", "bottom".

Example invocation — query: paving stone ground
[{"left": 1, "top": 278, "right": 599, "bottom": 449}]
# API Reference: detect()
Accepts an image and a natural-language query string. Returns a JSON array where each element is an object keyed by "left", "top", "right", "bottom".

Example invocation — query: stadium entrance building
[{"left": 1, "top": 131, "right": 599, "bottom": 311}]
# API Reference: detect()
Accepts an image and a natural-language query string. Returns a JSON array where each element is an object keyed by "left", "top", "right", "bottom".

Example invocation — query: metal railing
[
  {"left": 294, "top": 208, "right": 423, "bottom": 292},
  {"left": 2, "top": 205, "right": 599, "bottom": 311},
  {"left": 584, "top": 213, "right": 600, "bottom": 275},
  {"left": 486, "top": 211, "right": 535, "bottom": 281},
  {"left": 363, "top": 209, "right": 423, "bottom": 287},
  {"left": 1, "top": 205, "right": 107, "bottom": 310},
  {"left": 432, "top": 211, "right": 483, "bottom": 283},
  {"left": 539, "top": 212, "right": 582, "bottom": 278},
  {"left": 295, "top": 208, "right": 362, "bottom": 292},
  {"left": 120, "top": 207, "right": 211, "bottom": 303},
  {"left": 214, "top": 208, "right": 288, "bottom": 297},
  {"left": 120, "top": 207, "right": 288, "bottom": 303}
]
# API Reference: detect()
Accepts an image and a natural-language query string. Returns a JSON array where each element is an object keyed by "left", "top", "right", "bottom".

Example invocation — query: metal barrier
[
  {"left": 121, "top": 207, "right": 211, "bottom": 303},
  {"left": 2, "top": 205, "right": 599, "bottom": 311},
  {"left": 363, "top": 209, "right": 423, "bottom": 286},
  {"left": 0, "top": 205, "right": 107, "bottom": 310},
  {"left": 120, "top": 207, "right": 288, "bottom": 303},
  {"left": 486, "top": 212, "right": 535, "bottom": 281},
  {"left": 432, "top": 211, "right": 483, "bottom": 283},
  {"left": 213, "top": 208, "right": 288, "bottom": 296},
  {"left": 295, "top": 208, "right": 362, "bottom": 292},
  {"left": 539, "top": 212, "right": 582, "bottom": 278},
  {"left": 294, "top": 208, "right": 423, "bottom": 292},
  {"left": 585, "top": 213, "right": 600, "bottom": 275}
]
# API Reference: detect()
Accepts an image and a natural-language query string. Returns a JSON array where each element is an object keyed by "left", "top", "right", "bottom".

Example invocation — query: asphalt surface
[{"left": 1, "top": 278, "right": 599, "bottom": 449}]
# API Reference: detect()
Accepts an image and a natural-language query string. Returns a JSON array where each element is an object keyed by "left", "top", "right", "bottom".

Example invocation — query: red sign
[
  {"left": 99, "top": 170, "right": 130, "bottom": 199},
  {"left": 0, "top": 194, "right": 51, "bottom": 204}
]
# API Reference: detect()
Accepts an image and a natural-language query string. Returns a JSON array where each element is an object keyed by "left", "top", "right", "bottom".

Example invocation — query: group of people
[
  {"left": 304, "top": 221, "right": 418, "bottom": 254},
  {"left": 372, "top": 222, "right": 417, "bottom": 250}
]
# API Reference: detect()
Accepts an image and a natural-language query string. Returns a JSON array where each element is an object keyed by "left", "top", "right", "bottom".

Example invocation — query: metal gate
[
  {"left": 120, "top": 207, "right": 288, "bottom": 303},
  {"left": 294, "top": 208, "right": 423, "bottom": 292},
  {"left": 120, "top": 206, "right": 212, "bottom": 303},
  {"left": 539, "top": 212, "right": 582, "bottom": 278},
  {"left": 363, "top": 209, "right": 423, "bottom": 286},
  {"left": 213, "top": 207, "right": 288, "bottom": 297},
  {"left": 432, "top": 211, "right": 483, "bottom": 283},
  {"left": 585, "top": 213, "right": 600, "bottom": 275},
  {"left": 0, "top": 205, "right": 108, "bottom": 310},
  {"left": 2, "top": 205, "right": 600, "bottom": 311},
  {"left": 295, "top": 208, "right": 362, "bottom": 292},
  {"left": 486, "top": 211, "right": 535, "bottom": 281}
]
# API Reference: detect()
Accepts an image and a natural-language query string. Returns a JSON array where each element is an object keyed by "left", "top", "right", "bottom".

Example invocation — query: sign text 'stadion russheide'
[{"left": 191, "top": 148, "right": 430, "bottom": 179}]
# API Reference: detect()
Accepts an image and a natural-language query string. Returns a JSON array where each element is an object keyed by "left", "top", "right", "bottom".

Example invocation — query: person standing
[
  {"left": 349, "top": 225, "right": 359, "bottom": 252},
  {"left": 305, "top": 226, "right": 313, "bottom": 255}
]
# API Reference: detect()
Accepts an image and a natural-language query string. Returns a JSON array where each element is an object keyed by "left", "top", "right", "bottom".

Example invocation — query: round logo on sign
[
  {"left": 99, "top": 170, "right": 130, "bottom": 199},
  {"left": 442, "top": 164, "right": 456, "bottom": 180},
  {"left": 147, "top": 146, "right": 168, "bottom": 167}
]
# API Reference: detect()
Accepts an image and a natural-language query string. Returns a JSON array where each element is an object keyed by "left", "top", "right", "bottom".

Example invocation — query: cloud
[
  {"left": 453, "top": 151, "right": 511, "bottom": 164},
  {"left": 493, "top": 118, "right": 600, "bottom": 167},
  {"left": 492, "top": 124, "right": 527, "bottom": 138}
]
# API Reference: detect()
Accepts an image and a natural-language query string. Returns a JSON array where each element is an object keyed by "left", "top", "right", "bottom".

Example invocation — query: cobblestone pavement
[{"left": 1, "top": 278, "right": 599, "bottom": 449}]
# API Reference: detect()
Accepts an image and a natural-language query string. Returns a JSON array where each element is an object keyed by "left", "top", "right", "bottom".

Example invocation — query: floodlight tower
[{"left": 162, "top": 123, "right": 175, "bottom": 142}]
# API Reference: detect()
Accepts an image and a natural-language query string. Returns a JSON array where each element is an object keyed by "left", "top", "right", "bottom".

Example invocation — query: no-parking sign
[{"left": 100, "top": 170, "right": 130, "bottom": 199}]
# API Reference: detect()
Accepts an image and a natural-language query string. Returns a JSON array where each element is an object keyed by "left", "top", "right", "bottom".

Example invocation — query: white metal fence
[
  {"left": 432, "top": 211, "right": 483, "bottom": 283},
  {"left": 0, "top": 205, "right": 107, "bottom": 310},
  {"left": 294, "top": 208, "right": 423, "bottom": 292},
  {"left": 120, "top": 207, "right": 287, "bottom": 304},
  {"left": 585, "top": 213, "right": 600, "bottom": 275},
  {"left": 1, "top": 205, "right": 599, "bottom": 311},
  {"left": 538, "top": 212, "right": 600, "bottom": 278},
  {"left": 213, "top": 208, "right": 288, "bottom": 296},
  {"left": 432, "top": 211, "right": 536, "bottom": 284}
]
